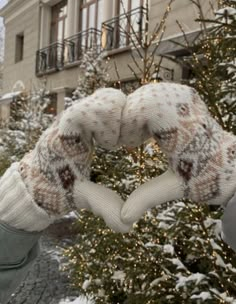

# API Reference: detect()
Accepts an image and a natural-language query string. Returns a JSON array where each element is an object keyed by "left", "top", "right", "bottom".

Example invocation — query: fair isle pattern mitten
[
  {"left": 0, "top": 88, "right": 131, "bottom": 232},
  {"left": 119, "top": 83, "right": 236, "bottom": 223},
  {"left": 19, "top": 115, "right": 93, "bottom": 218}
]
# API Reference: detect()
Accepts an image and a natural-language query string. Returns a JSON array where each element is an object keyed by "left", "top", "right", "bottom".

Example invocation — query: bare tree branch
[
  {"left": 130, "top": 51, "right": 144, "bottom": 75},
  {"left": 149, "top": 0, "right": 174, "bottom": 45},
  {"left": 150, "top": 25, "right": 166, "bottom": 59},
  {"left": 113, "top": 60, "right": 122, "bottom": 88},
  {"left": 127, "top": 63, "right": 140, "bottom": 82},
  {"left": 120, "top": 0, "right": 143, "bottom": 49},
  {"left": 175, "top": 20, "right": 191, "bottom": 49}
]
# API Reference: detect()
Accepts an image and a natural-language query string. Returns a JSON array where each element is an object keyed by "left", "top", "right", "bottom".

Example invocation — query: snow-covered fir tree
[
  {"left": 65, "top": 49, "right": 108, "bottom": 108},
  {"left": 0, "top": 83, "right": 53, "bottom": 175},
  {"left": 64, "top": 1, "right": 236, "bottom": 303},
  {"left": 183, "top": 0, "right": 236, "bottom": 132}
]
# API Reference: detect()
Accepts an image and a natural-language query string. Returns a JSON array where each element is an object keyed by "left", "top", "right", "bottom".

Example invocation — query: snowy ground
[{"left": 59, "top": 296, "right": 94, "bottom": 304}]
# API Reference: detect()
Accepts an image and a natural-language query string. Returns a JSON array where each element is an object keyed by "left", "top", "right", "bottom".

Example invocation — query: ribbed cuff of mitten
[{"left": 0, "top": 163, "right": 55, "bottom": 232}]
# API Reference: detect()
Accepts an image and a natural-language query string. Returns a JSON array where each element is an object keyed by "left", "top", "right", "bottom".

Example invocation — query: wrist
[{"left": 0, "top": 163, "right": 55, "bottom": 232}]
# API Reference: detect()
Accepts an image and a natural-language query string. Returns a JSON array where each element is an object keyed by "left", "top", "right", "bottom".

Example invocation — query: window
[
  {"left": 15, "top": 33, "right": 24, "bottom": 63},
  {"left": 102, "top": 0, "right": 144, "bottom": 50},
  {"left": 114, "top": 0, "right": 143, "bottom": 16},
  {"left": 80, "top": 0, "right": 103, "bottom": 32},
  {"left": 45, "top": 93, "right": 57, "bottom": 115},
  {"left": 50, "top": 0, "right": 68, "bottom": 43}
]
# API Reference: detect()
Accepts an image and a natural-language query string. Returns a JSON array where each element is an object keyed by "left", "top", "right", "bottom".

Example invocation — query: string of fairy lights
[
  {"left": 63, "top": 200, "right": 236, "bottom": 303},
  {"left": 61, "top": 0, "right": 236, "bottom": 302}
]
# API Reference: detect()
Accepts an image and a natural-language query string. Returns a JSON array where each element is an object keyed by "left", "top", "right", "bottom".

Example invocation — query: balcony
[
  {"left": 64, "top": 28, "right": 102, "bottom": 64},
  {"left": 36, "top": 28, "right": 101, "bottom": 76},
  {"left": 36, "top": 42, "right": 64, "bottom": 76},
  {"left": 102, "top": 6, "right": 146, "bottom": 51},
  {"left": 35, "top": 7, "right": 146, "bottom": 76}
]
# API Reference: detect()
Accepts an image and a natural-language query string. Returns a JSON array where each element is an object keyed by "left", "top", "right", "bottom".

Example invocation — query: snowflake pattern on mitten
[
  {"left": 19, "top": 116, "right": 93, "bottom": 216},
  {"left": 120, "top": 83, "right": 236, "bottom": 206},
  {"left": 19, "top": 88, "right": 127, "bottom": 217}
]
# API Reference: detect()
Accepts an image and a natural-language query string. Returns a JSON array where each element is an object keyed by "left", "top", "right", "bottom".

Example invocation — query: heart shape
[
  {"left": 118, "top": 83, "right": 236, "bottom": 225},
  {"left": 8, "top": 83, "right": 235, "bottom": 234}
]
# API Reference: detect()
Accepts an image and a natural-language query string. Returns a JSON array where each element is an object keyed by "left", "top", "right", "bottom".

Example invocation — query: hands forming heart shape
[{"left": 16, "top": 82, "right": 236, "bottom": 234}]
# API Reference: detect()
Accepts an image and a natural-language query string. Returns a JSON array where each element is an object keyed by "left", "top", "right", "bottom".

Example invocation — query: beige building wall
[
  {"left": 0, "top": 0, "right": 220, "bottom": 120},
  {"left": 106, "top": 0, "right": 219, "bottom": 82},
  {"left": 150, "top": 0, "right": 219, "bottom": 37},
  {"left": 0, "top": 0, "right": 81, "bottom": 116},
  {"left": 2, "top": 0, "right": 40, "bottom": 94},
  {"left": 0, "top": 103, "right": 10, "bottom": 121}
]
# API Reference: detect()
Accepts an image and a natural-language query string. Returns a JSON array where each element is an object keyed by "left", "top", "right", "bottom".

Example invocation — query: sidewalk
[{"left": 8, "top": 217, "right": 80, "bottom": 304}]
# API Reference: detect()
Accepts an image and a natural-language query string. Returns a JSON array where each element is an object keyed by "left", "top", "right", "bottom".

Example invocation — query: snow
[
  {"left": 59, "top": 296, "right": 94, "bottom": 304},
  {"left": 215, "top": 7, "right": 236, "bottom": 24},
  {"left": 0, "top": 91, "right": 21, "bottom": 103},
  {"left": 144, "top": 143, "right": 155, "bottom": 156},
  {"left": 214, "top": 252, "right": 236, "bottom": 273},
  {"left": 210, "top": 239, "right": 222, "bottom": 251},
  {"left": 150, "top": 275, "right": 168, "bottom": 287},
  {"left": 190, "top": 291, "right": 212, "bottom": 301},
  {"left": 158, "top": 221, "right": 171, "bottom": 230},
  {"left": 204, "top": 218, "right": 222, "bottom": 239},
  {"left": 169, "top": 258, "right": 186, "bottom": 270},
  {"left": 82, "top": 279, "right": 91, "bottom": 290},
  {"left": 145, "top": 242, "right": 159, "bottom": 248},
  {"left": 111, "top": 270, "right": 126, "bottom": 283},
  {"left": 216, "top": 7, "right": 236, "bottom": 17},
  {"left": 63, "top": 211, "right": 79, "bottom": 220},
  {"left": 176, "top": 273, "right": 206, "bottom": 289},
  {"left": 210, "top": 289, "right": 236, "bottom": 303},
  {"left": 163, "top": 244, "right": 175, "bottom": 256}
]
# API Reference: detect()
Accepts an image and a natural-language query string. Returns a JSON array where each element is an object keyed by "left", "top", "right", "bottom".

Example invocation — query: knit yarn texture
[
  {"left": 119, "top": 83, "right": 236, "bottom": 206},
  {"left": 19, "top": 88, "right": 126, "bottom": 217}
]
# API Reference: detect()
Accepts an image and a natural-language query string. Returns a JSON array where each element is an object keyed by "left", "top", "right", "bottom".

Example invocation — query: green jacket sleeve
[
  {"left": 0, "top": 221, "right": 41, "bottom": 304},
  {"left": 222, "top": 193, "right": 236, "bottom": 252}
]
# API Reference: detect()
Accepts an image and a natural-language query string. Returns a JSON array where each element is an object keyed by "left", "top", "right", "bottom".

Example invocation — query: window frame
[
  {"left": 79, "top": 0, "right": 102, "bottom": 32},
  {"left": 50, "top": 0, "right": 68, "bottom": 43},
  {"left": 112, "top": 0, "right": 144, "bottom": 49},
  {"left": 15, "top": 32, "right": 24, "bottom": 63},
  {"left": 114, "top": 0, "right": 144, "bottom": 16}
]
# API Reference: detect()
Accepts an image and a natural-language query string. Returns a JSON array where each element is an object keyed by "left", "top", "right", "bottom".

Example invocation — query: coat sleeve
[
  {"left": 0, "top": 221, "right": 41, "bottom": 304},
  {"left": 221, "top": 192, "right": 236, "bottom": 252}
]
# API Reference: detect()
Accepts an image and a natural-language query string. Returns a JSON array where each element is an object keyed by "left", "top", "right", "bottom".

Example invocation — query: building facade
[{"left": 0, "top": 0, "right": 218, "bottom": 119}]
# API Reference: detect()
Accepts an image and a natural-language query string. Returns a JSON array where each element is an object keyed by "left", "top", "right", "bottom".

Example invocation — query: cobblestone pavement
[{"left": 8, "top": 217, "right": 80, "bottom": 304}]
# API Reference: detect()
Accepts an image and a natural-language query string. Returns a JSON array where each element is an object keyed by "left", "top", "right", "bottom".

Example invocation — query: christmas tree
[
  {"left": 181, "top": 0, "right": 236, "bottom": 132},
  {"left": 64, "top": 1, "right": 236, "bottom": 303},
  {"left": 0, "top": 82, "right": 53, "bottom": 175},
  {"left": 65, "top": 49, "right": 108, "bottom": 108}
]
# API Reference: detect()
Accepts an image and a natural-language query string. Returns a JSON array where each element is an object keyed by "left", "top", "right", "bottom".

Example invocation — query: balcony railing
[
  {"left": 36, "top": 42, "right": 64, "bottom": 75},
  {"left": 36, "top": 29, "right": 102, "bottom": 75},
  {"left": 102, "top": 6, "right": 147, "bottom": 51},
  {"left": 64, "top": 28, "right": 102, "bottom": 64}
]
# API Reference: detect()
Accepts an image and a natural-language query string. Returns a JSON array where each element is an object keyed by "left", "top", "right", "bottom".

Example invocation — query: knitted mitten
[
  {"left": 0, "top": 88, "right": 131, "bottom": 233},
  {"left": 119, "top": 83, "right": 236, "bottom": 223}
]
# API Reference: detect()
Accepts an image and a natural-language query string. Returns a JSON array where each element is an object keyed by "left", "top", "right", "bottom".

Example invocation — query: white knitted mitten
[
  {"left": 120, "top": 83, "right": 236, "bottom": 223},
  {"left": 0, "top": 88, "right": 131, "bottom": 233}
]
